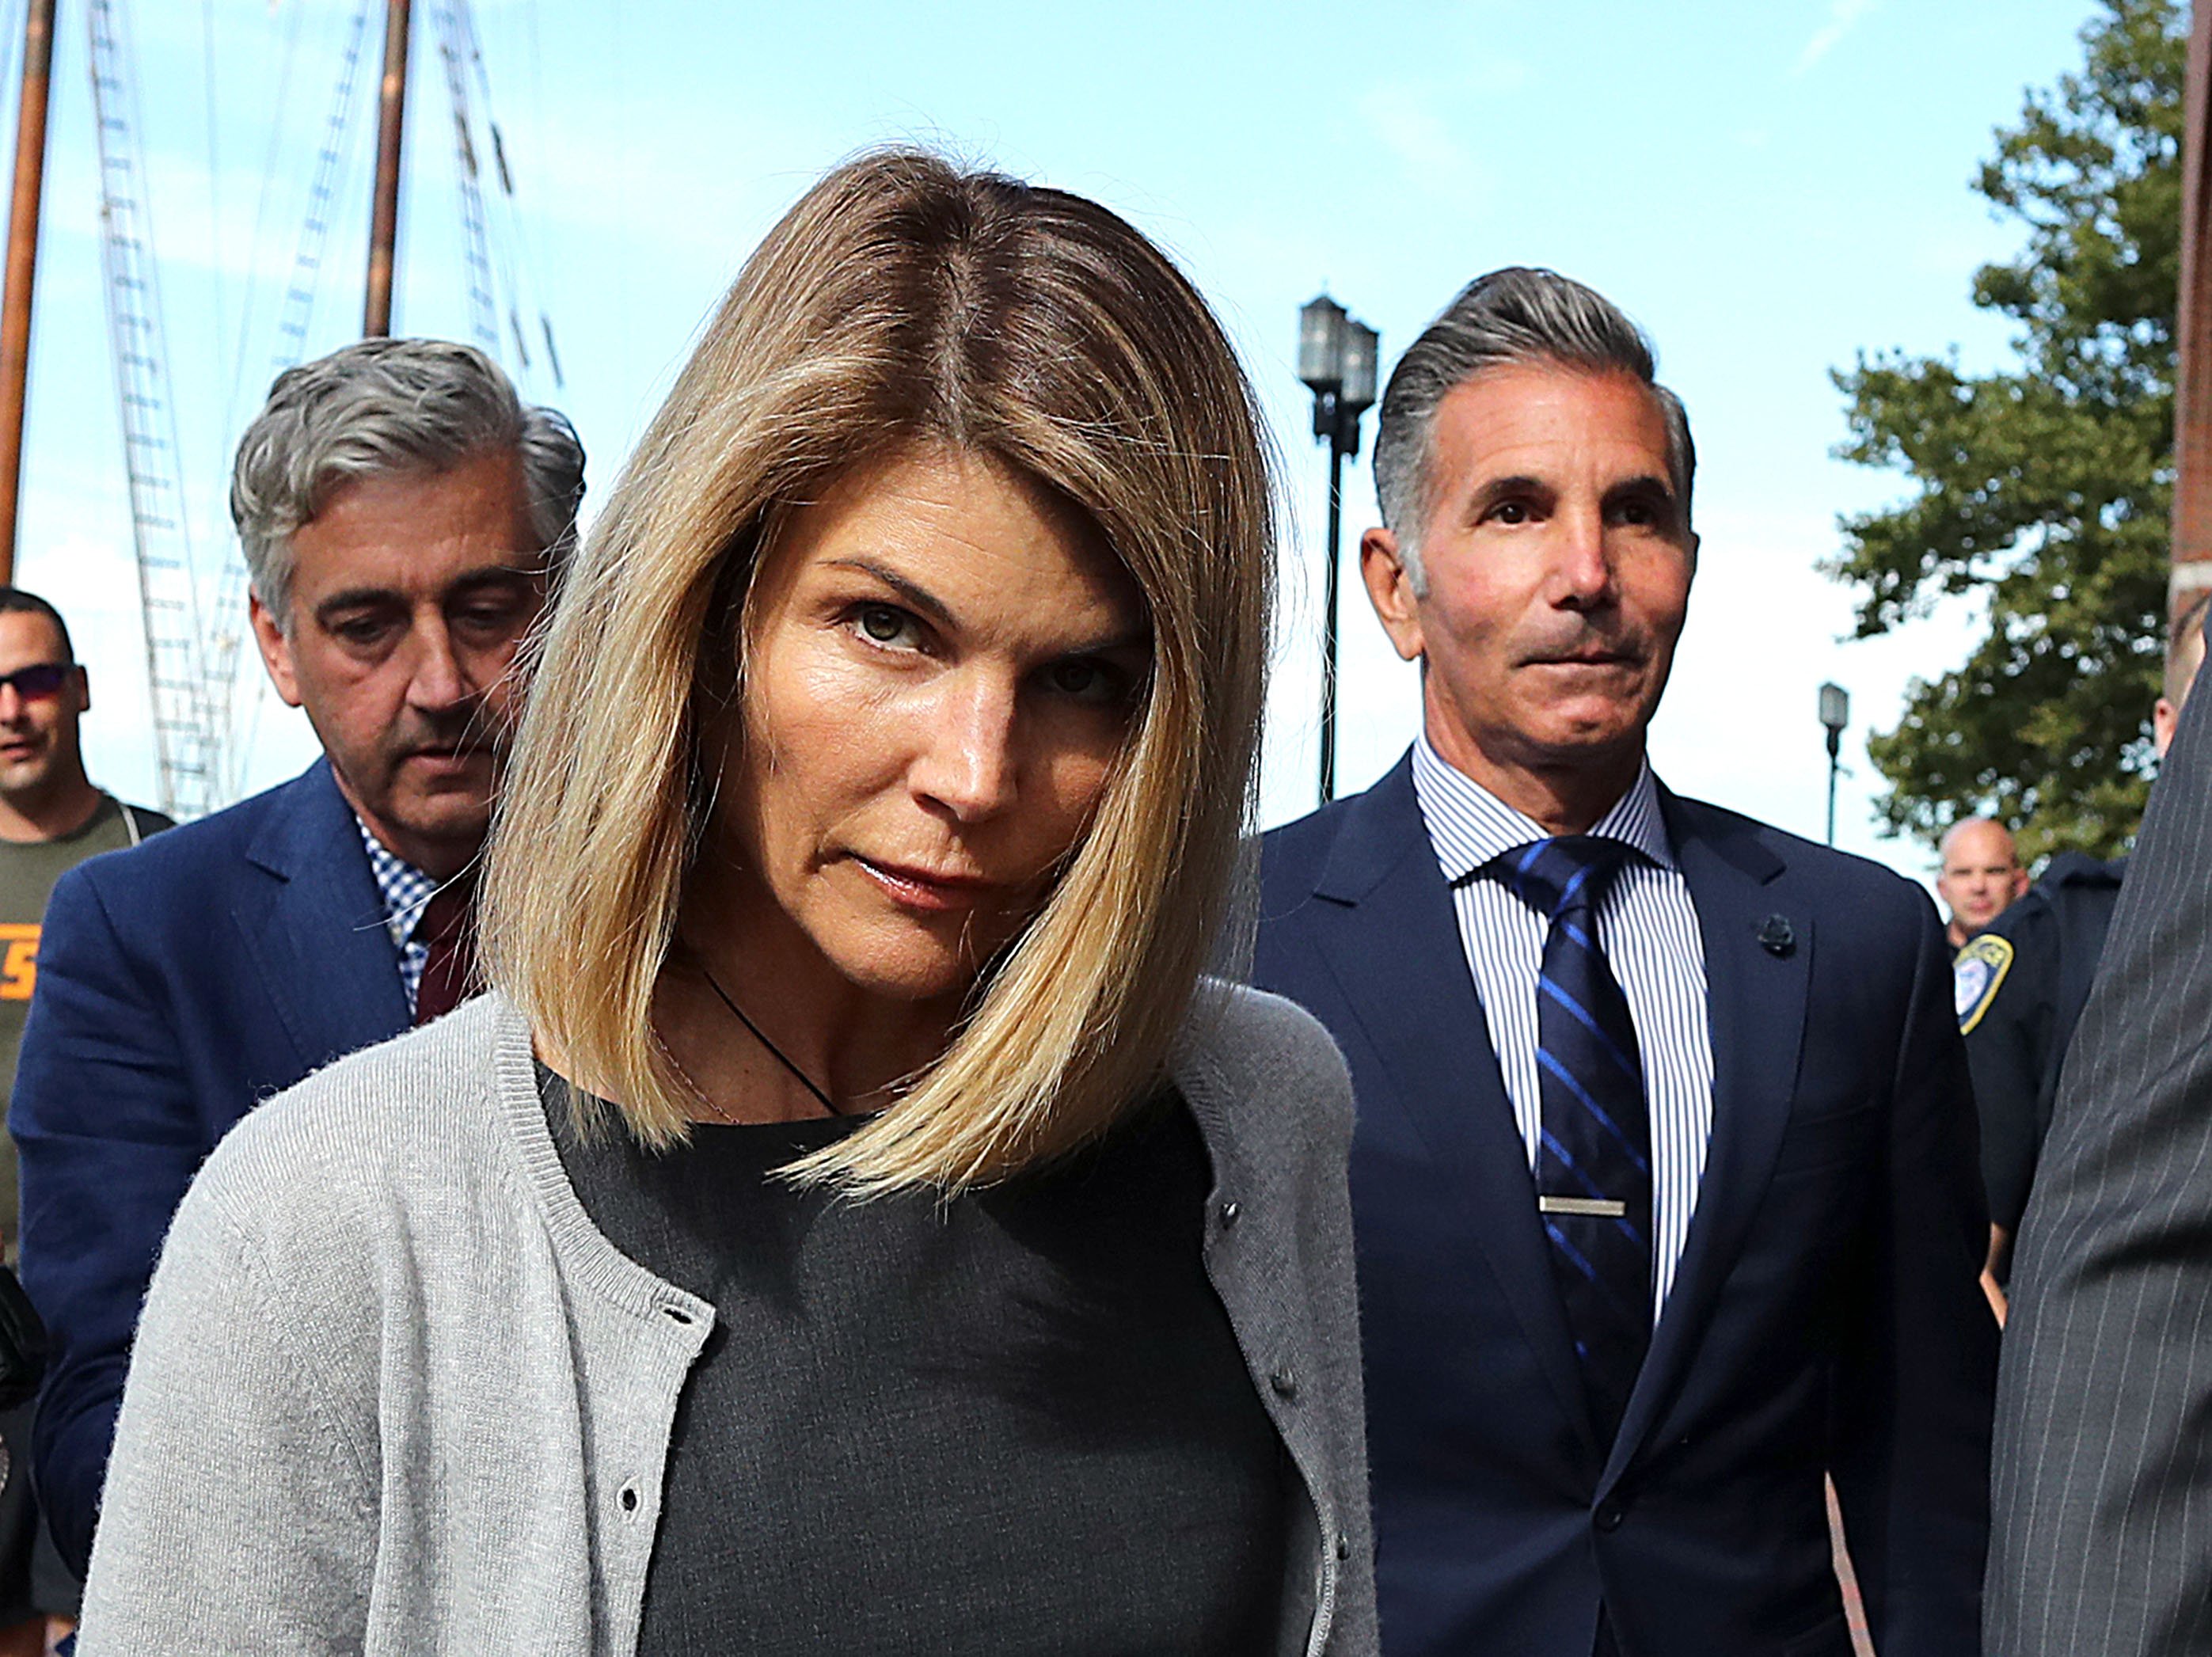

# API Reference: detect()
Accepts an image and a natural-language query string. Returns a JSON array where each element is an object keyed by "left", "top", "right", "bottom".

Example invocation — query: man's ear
[
  {"left": 249, "top": 591, "right": 305, "bottom": 709},
  {"left": 2154, "top": 695, "right": 2180, "bottom": 760},
  {"left": 1360, "top": 528, "right": 1425, "bottom": 664}
]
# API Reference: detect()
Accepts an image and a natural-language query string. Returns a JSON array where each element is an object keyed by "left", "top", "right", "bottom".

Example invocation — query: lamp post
[
  {"left": 1818, "top": 682, "right": 1850, "bottom": 846},
  {"left": 1298, "top": 294, "right": 1379, "bottom": 804}
]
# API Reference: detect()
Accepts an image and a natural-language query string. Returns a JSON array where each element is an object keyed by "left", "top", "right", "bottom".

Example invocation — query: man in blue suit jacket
[
  {"left": 9, "top": 340, "right": 583, "bottom": 1572},
  {"left": 1256, "top": 270, "right": 1994, "bottom": 1655}
]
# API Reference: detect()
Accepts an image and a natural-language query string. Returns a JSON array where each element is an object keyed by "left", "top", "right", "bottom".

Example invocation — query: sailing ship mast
[
  {"left": 366, "top": 0, "right": 410, "bottom": 336},
  {"left": 0, "top": 0, "right": 55, "bottom": 584}
]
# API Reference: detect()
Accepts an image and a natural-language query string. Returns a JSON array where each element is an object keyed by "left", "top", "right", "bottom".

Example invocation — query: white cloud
[{"left": 1794, "top": 0, "right": 1879, "bottom": 76}]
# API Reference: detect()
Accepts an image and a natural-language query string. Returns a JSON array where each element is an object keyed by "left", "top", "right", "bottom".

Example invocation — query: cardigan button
[
  {"left": 1334, "top": 1531, "right": 1351, "bottom": 1562},
  {"left": 618, "top": 1484, "right": 640, "bottom": 1515},
  {"left": 1218, "top": 1199, "right": 1240, "bottom": 1228},
  {"left": 1269, "top": 1367, "right": 1298, "bottom": 1399}
]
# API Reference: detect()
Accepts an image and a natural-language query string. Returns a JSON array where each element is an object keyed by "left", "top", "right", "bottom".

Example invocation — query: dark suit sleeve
[
  {"left": 1986, "top": 689, "right": 2212, "bottom": 1656},
  {"left": 1829, "top": 896, "right": 1997, "bottom": 1655},
  {"left": 9, "top": 864, "right": 204, "bottom": 1574}
]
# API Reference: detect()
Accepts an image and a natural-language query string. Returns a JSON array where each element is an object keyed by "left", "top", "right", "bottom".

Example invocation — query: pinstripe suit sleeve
[{"left": 1986, "top": 684, "right": 2212, "bottom": 1657}]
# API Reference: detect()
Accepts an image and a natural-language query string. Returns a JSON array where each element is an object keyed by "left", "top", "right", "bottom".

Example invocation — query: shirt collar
[
  {"left": 352, "top": 813, "right": 440, "bottom": 947},
  {"left": 1409, "top": 734, "right": 1676, "bottom": 885}
]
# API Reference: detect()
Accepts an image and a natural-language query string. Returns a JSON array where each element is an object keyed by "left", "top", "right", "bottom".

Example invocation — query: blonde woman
[{"left": 76, "top": 152, "right": 1374, "bottom": 1655}]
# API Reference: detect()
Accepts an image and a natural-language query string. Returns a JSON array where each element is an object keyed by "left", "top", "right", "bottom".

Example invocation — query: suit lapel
[
  {"left": 234, "top": 762, "right": 412, "bottom": 1070},
  {"left": 1312, "top": 760, "right": 1602, "bottom": 1466},
  {"left": 1602, "top": 795, "right": 1810, "bottom": 1489}
]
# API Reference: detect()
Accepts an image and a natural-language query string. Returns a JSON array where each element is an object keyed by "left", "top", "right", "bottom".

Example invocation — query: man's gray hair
[
  {"left": 230, "top": 337, "right": 587, "bottom": 627},
  {"left": 1373, "top": 267, "right": 1695, "bottom": 591}
]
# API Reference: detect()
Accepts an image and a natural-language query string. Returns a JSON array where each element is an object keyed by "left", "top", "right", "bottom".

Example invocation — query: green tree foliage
[{"left": 1828, "top": 0, "right": 2183, "bottom": 861}]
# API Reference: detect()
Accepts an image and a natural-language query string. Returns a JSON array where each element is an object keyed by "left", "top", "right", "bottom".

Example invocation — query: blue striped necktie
[{"left": 1489, "top": 835, "right": 1652, "bottom": 1443}]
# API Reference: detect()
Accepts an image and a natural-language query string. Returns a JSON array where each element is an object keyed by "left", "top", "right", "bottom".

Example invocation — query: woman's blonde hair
[{"left": 481, "top": 149, "right": 1273, "bottom": 1194}]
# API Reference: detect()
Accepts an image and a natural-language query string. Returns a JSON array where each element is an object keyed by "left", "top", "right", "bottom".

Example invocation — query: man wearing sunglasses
[{"left": 0, "top": 587, "right": 168, "bottom": 1657}]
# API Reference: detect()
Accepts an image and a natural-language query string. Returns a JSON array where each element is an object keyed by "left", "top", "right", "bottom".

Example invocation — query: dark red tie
[{"left": 412, "top": 877, "right": 481, "bottom": 1025}]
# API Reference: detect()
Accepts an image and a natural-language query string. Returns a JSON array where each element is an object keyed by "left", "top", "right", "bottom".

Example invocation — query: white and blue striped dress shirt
[{"left": 1410, "top": 737, "right": 1716, "bottom": 1319}]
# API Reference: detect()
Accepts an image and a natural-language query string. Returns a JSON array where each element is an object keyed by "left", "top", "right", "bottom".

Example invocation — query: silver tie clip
[{"left": 1539, "top": 1196, "right": 1628, "bottom": 1218}]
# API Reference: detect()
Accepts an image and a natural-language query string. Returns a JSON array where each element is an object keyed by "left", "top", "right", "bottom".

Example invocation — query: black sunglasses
[{"left": 0, "top": 663, "right": 73, "bottom": 700}]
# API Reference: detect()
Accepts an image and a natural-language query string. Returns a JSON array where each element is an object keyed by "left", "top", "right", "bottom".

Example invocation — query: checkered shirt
[{"left": 354, "top": 815, "right": 439, "bottom": 1014}]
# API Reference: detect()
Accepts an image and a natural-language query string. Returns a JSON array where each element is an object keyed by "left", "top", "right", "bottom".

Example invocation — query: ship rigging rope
[
  {"left": 453, "top": 0, "right": 564, "bottom": 391},
  {"left": 431, "top": 0, "right": 497, "bottom": 354},
  {"left": 221, "top": 0, "right": 312, "bottom": 432},
  {"left": 87, "top": 0, "right": 230, "bottom": 818},
  {"left": 267, "top": 1, "right": 377, "bottom": 382}
]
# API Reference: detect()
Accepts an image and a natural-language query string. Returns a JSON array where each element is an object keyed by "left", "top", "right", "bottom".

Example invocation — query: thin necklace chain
[
  {"left": 652, "top": 1027, "right": 743, "bottom": 1126},
  {"left": 675, "top": 958, "right": 842, "bottom": 1119}
]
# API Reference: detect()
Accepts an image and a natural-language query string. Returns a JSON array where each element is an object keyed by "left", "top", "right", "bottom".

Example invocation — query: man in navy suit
[
  {"left": 1255, "top": 269, "right": 1994, "bottom": 1655},
  {"left": 8, "top": 339, "right": 584, "bottom": 1573}
]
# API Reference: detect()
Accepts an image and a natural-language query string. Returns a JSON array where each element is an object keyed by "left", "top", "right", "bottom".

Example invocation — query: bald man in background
[{"left": 1936, "top": 819, "right": 2026, "bottom": 951}]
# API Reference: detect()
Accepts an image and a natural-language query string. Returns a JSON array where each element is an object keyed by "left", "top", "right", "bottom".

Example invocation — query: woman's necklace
[
  {"left": 652, "top": 1027, "right": 743, "bottom": 1125},
  {"left": 682, "top": 961, "right": 842, "bottom": 1119}
]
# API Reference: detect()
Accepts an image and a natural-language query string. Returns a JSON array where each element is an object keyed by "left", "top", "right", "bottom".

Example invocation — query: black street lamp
[
  {"left": 1298, "top": 293, "right": 1379, "bottom": 804},
  {"left": 1818, "top": 682, "right": 1850, "bottom": 846}
]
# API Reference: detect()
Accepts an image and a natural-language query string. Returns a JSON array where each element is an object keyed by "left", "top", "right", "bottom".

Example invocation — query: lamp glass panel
[
  {"left": 1298, "top": 295, "right": 1347, "bottom": 390},
  {"left": 1341, "top": 321, "right": 1379, "bottom": 409},
  {"left": 1817, "top": 682, "right": 1850, "bottom": 731}
]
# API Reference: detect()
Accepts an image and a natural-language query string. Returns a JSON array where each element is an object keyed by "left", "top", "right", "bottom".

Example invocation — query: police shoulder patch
[{"left": 1953, "top": 934, "right": 2016, "bottom": 1035}]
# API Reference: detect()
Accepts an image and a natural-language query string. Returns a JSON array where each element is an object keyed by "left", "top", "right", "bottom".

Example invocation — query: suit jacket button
[{"left": 1594, "top": 1498, "right": 1625, "bottom": 1532}]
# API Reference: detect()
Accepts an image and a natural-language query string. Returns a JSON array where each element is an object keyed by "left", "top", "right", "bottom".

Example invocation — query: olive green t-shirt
[{"left": 0, "top": 793, "right": 173, "bottom": 1251}]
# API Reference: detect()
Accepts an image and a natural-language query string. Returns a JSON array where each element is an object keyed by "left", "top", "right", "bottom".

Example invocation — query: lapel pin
[{"left": 1757, "top": 915, "right": 1795, "bottom": 958}]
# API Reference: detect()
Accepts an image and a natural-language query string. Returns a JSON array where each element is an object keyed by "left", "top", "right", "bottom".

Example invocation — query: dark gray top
[{"left": 542, "top": 1068, "right": 1289, "bottom": 1655}]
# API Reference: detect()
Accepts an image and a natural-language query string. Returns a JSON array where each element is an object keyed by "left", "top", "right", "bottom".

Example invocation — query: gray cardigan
[{"left": 78, "top": 986, "right": 1377, "bottom": 1656}]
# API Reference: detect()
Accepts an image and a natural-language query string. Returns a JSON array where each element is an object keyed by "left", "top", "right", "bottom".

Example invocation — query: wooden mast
[
  {"left": 363, "top": 0, "right": 411, "bottom": 336},
  {"left": 2173, "top": 0, "right": 2212, "bottom": 622},
  {"left": 0, "top": 0, "right": 57, "bottom": 584}
]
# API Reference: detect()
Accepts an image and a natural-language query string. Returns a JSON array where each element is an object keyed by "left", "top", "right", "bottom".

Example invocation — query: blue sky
[{"left": 3, "top": 0, "right": 2114, "bottom": 879}]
